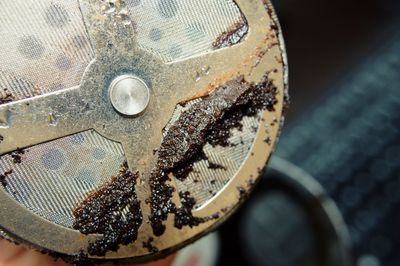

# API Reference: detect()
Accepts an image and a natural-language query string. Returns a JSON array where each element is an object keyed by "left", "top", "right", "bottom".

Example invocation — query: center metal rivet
[{"left": 109, "top": 75, "right": 150, "bottom": 116}]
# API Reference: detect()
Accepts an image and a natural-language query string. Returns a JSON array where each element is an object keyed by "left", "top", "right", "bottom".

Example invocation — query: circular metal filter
[{"left": 0, "top": 0, "right": 288, "bottom": 264}]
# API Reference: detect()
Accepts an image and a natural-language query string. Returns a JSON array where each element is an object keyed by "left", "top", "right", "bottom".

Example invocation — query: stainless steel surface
[
  {"left": 0, "top": 0, "right": 287, "bottom": 263},
  {"left": 109, "top": 75, "right": 150, "bottom": 116}
]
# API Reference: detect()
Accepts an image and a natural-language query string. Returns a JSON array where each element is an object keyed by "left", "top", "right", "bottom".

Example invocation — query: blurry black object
[
  {"left": 276, "top": 28, "right": 400, "bottom": 266},
  {"left": 217, "top": 157, "right": 351, "bottom": 266},
  {"left": 272, "top": 0, "right": 400, "bottom": 120}
]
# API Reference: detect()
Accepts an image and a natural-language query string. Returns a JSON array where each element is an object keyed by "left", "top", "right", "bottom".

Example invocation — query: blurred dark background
[
  {"left": 274, "top": 0, "right": 399, "bottom": 120},
  {"left": 217, "top": 1, "right": 400, "bottom": 266}
]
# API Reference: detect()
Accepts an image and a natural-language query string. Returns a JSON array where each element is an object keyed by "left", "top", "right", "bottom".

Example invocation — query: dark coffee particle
[
  {"left": 72, "top": 162, "right": 142, "bottom": 256},
  {"left": 205, "top": 75, "right": 278, "bottom": 147},
  {"left": 11, "top": 154, "right": 21, "bottom": 164},
  {"left": 0, "top": 169, "right": 13, "bottom": 188},
  {"left": 208, "top": 162, "right": 226, "bottom": 171},
  {"left": 149, "top": 168, "right": 176, "bottom": 236},
  {"left": 11, "top": 149, "right": 25, "bottom": 164},
  {"left": 143, "top": 237, "right": 159, "bottom": 253},
  {"left": 174, "top": 191, "right": 219, "bottom": 229},
  {"left": 0, "top": 89, "right": 15, "bottom": 104},
  {"left": 221, "top": 207, "right": 229, "bottom": 213},
  {"left": 238, "top": 186, "right": 249, "bottom": 202},
  {"left": 171, "top": 150, "right": 207, "bottom": 181}
]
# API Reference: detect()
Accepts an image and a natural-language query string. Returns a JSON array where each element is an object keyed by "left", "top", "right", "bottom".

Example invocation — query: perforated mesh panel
[
  {"left": 0, "top": 0, "right": 253, "bottom": 229},
  {"left": 166, "top": 101, "right": 261, "bottom": 207},
  {"left": 0, "top": 0, "right": 94, "bottom": 101},
  {"left": 177, "top": 116, "right": 260, "bottom": 207},
  {"left": 126, "top": 0, "right": 247, "bottom": 62},
  {"left": 0, "top": 130, "right": 125, "bottom": 228}
]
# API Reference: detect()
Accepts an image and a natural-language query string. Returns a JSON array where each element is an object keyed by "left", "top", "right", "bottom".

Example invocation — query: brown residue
[
  {"left": 0, "top": 169, "right": 13, "bottom": 188},
  {"left": 208, "top": 162, "right": 227, "bottom": 171},
  {"left": 0, "top": 89, "right": 15, "bottom": 104},
  {"left": 72, "top": 162, "right": 142, "bottom": 256},
  {"left": 213, "top": 19, "right": 249, "bottom": 49},
  {"left": 11, "top": 149, "right": 25, "bottom": 164},
  {"left": 174, "top": 191, "right": 219, "bottom": 229},
  {"left": 149, "top": 73, "right": 278, "bottom": 236}
]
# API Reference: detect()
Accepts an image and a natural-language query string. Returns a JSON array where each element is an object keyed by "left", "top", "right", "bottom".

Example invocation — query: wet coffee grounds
[
  {"left": 71, "top": 73, "right": 278, "bottom": 255},
  {"left": 205, "top": 75, "right": 278, "bottom": 147},
  {"left": 0, "top": 89, "right": 15, "bottom": 104},
  {"left": 213, "top": 19, "right": 249, "bottom": 49},
  {"left": 208, "top": 162, "right": 227, "bottom": 171},
  {"left": 171, "top": 151, "right": 226, "bottom": 181},
  {"left": 148, "top": 168, "right": 175, "bottom": 236},
  {"left": 0, "top": 169, "right": 13, "bottom": 187},
  {"left": 11, "top": 149, "right": 25, "bottom": 164},
  {"left": 174, "top": 191, "right": 219, "bottom": 229},
  {"left": 73, "top": 162, "right": 143, "bottom": 256},
  {"left": 171, "top": 150, "right": 207, "bottom": 181},
  {"left": 149, "top": 74, "right": 278, "bottom": 236}
]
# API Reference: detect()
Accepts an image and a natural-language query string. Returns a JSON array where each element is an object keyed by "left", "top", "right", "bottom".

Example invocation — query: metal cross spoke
[
  {"left": 79, "top": 0, "right": 138, "bottom": 53},
  {"left": 0, "top": 88, "right": 95, "bottom": 155}
]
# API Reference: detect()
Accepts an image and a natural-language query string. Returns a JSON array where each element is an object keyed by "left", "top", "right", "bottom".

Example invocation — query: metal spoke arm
[{"left": 0, "top": 88, "right": 94, "bottom": 155}]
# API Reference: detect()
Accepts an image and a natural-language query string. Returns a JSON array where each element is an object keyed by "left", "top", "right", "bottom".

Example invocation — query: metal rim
[
  {"left": 0, "top": 0, "right": 288, "bottom": 263},
  {"left": 265, "top": 156, "right": 353, "bottom": 266}
]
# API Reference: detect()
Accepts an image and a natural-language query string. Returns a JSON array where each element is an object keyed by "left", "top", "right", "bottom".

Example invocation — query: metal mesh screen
[
  {"left": 176, "top": 115, "right": 260, "bottom": 207},
  {"left": 126, "top": 0, "right": 247, "bottom": 62},
  {"left": 0, "top": 0, "right": 94, "bottom": 101},
  {"left": 0, "top": 130, "right": 125, "bottom": 228},
  {"left": 166, "top": 101, "right": 261, "bottom": 207}
]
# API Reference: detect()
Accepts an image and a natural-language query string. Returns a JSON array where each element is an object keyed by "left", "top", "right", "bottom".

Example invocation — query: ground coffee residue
[
  {"left": 206, "top": 75, "right": 278, "bottom": 147},
  {"left": 72, "top": 73, "right": 279, "bottom": 255},
  {"left": 11, "top": 149, "right": 25, "bottom": 164},
  {"left": 149, "top": 74, "right": 278, "bottom": 236},
  {"left": 171, "top": 150, "right": 207, "bottom": 181},
  {"left": 175, "top": 191, "right": 219, "bottom": 229},
  {"left": 208, "top": 162, "right": 227, "bottom": 171},
  {"left": 0, "top": 169, "right": 13, "bottom": 188},
  {"left": 72, "top": 162, "right": 143, "bottom": 256},
  {"left": 0, "top": 89, "right": 15, "bottom": 104},
  {"left": 213, "top": 20, "right": 249, "bottom": 49}
]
